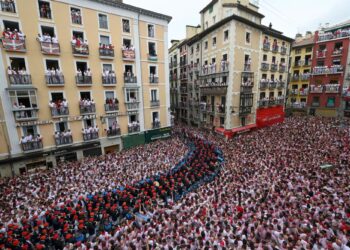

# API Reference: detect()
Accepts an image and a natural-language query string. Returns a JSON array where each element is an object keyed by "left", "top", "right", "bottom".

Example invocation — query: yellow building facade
[
  {"left": 0, "top": 0, "right": 171, "bottom": 177},
  {"left": 287, "top": 33, "right": 314, "bottom": 112}
]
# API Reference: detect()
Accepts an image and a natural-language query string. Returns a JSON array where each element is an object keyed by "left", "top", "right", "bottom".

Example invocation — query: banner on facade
[
  {"left": 1, "top": 38, "right": 26, "bottom": 52},
  {"left": 144, "top": 127, "right": 172, "bottom": 143},
  {"left": 122, "top": 133, "right": 145, "bottom": 149},
  {"left": 122, "top": 49, "right": 135, "bottom": 60},
  {"left": 40, "top": 42, "right": 60, "bottom": 55}
]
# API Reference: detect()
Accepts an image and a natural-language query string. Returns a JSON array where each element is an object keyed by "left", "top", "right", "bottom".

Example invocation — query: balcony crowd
[
  {"left": 0, "top": 117, "right": 349, "bottom": 249},
  {"left": 2, "top": 28, "right": 25, "bottom": 40},
  {"left": 19, "top": 133, "right": 43, "bottom": 151}
]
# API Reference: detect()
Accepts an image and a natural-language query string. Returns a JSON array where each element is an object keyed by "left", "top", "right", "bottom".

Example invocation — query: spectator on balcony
[
  {"left": 2, "top": 28, "right": 12, "bottom": 38},
  {"left": 10, "top": 29, "right": 19, "bottom": 40},
  {"left": 51, "top": 35, "right": 58, "bottom": 44},
  {"left": 43, "top": 33, "right": 51, "bottom": 42},
  {"left": 40, "top": 3, "right": 51, "bottom": 19},
  {"left": 85, "top": 68, "right": 92, "bottom": 77}
]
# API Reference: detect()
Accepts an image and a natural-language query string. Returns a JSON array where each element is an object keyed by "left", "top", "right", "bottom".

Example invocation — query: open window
[
  {"left": 3, "top": 20, "right": 19, "bottom": 31},
  {"left": 125, "top": 89, "right": 139, "bottom": 102},
  {"left": 51, "top": 92, "right": 64, "bottom": 102},
  {"left": 124, "top": 65, "right": 134, "bottom": 76},
  {"left": 9, "top": 90, "right": 37, "bottom": 109},
  {"left": 122, "top": 19, "right": 130, "bottom": 33},
  {"left": 41, "top": 26, "right": 55, "bottom": 37},
  {"left": 151, "top": 89, "right": 158, "bottom": 101},
  {"left": 45, "top": 59, "right": 59, "bottom": 70},
  {"left": 148, "top": 42, "right": 156, "bottom": 56},
  {"left": 38, "top": 0, "right": 52, "bottom": 19},
  {"left": 123, "top": 38, "right": 132, "bottom": 48},
  {"left": 76, "top": 61, "right": 88, "bottom": 74},
  {"left": 80, "top": 91, "right": 91, "bottom": 100},
  {"left": 73, "top": 30, "right": 84, "bottom": 41},
  {"left": 148, "top": 24, "right": 154, "bottom": 38},
  {"left": 71, "top": 7, "right": 82, "bottom": 25},
  {"left": 1, "top": 0, "right": 16, "bottom": 13},
  {"left": 100, "top": 35, "right": 110, "bottom": 46}
]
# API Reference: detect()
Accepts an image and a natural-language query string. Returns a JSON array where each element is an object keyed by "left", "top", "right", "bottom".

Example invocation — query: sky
[{"left": 125, "top": 0, "right": 350, "bottom": 46}]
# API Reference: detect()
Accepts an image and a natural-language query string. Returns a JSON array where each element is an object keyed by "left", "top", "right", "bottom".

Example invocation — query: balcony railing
[
  {"left": 1, "top": 38, "right": 26, "bottom": 52},
  {"left": 152, "top": 121, "right": 161, "bottom": 129},
  {"left": 243, "top": 63, "right": 251, "bottom": 72},
  {"left": 332, "top": 49, "right": 343, "bottom": 57},
  {"left": 39, "top": 42, "right": 60, "bottom": 55},
  {"left": 316, "top": 51, "right": 326, "bottom": 58},
  {"left": 313, "top": 65, "right": 343, "bottom": 75},
  {"left": 54, "top": 134, "right": 73, "bottom": 146},
  {"left": 325, "top": 84, "right": 340, "bottom": 93},
  {"left": 76, "top": 75, "right": 92, "bottom": 85},
  {"left": 290, "top": 89, "right": 299, "bottom": 95},
  {"left": 122, "top": 48, "right": 135, "bottom": 60},
  {"left": 281, "top": 46, "right": 287, "bottom": 55},
  {"left": 102, "top": 75, "right": 116, "bottom": 85},
  {"left": 269, "top": 81, "right": 277, "bottom": 89},
  {"left": 13, "top": 108, "right": 38, "bottom": 121},
  {"left": 271, "top": 45, "right": 279, "bottom": 53},
  {"left": 79, "top": 103, "right": 96, "bottom": 114},
  {"left": 291, "top": 75, "right": 300, "bottom": 81},
  {"left": 261, "top": 62, "right": 269, "bottom": 71},
  {"left": 104, "top": 103, "right": 119, "bottom": 112},
  {"left": 83, "top": 132, "right": 99, "bottom": 141},
  {"left": 277, "top": 81, "right": 285, "bottom": 89},
  {"left": 1, "top": 1, "right": 16, "bottom": 13},
  {"left": 241, "top": 85, "right": 253, "bottom": 93},
  {"left": 270, "top": 64, "right": 278, "bottom": 72},
  {"left": 124, "top": 75, "right": 137, "bottom": 84},
  {"left": 290, "top": 102, "right": 307, "bottom": 109},
  {"left": 148, "top": 53, "right": 158, "bottom": 61},
  {"left": 128, "top": 124, "right": 140, "bottom": 133},
  {"left": 107, "top": 128, "right": 121, "bottom": 137},
  {"left": 300, "top": 74, "right": 310, "bottom": 81},
  {"left": 50, "top": 106, "right": 69, "bottom": 117},
  {"left": 46, "top": 75, "right": 64, "bottom": 85},
  {"left": 8, "top": 74, "right": 32, "bottom": 85},
  {"left": 263, "top": 42, "right": 270, "bottom": 51},
  {"left": 149, "top": 76, "right": 159, "bottom": 83},
  {"left": 259, "top": 80, "right": 268, "bottom": 89},
  {"left": 150, "top": 100, "right": 160, "bottom": 107},
  {"left": 125, "top": 102, "right": 140, "bottom": 111},
  {"left": 299, "top": 89, "right": 309, "bottom": 96},
  {"left": 258, "top": 100, "right": 269, "bottom": 107},
  {"left": 318, "top": 30, "right": 350, "bottom": 42},
  {"left": 99, "top": 47, "right": 115, "bottom": 58},
  {"left": 309, "top": 85, "right": 323, "bottom": 93},
  {"left": 21, "top": 141, "right": 43, "bottom": 152},
  {"left": 279, "top": 65, "right": 286, "bottom": 73},
  {"left": 72, "top": 44, "right": 89, "bottom": 56}
]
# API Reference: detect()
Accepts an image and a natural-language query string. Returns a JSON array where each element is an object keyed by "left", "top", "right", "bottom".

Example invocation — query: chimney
[
  {"left": 305, "top": 31, "right": 312, "bottom": 38},
  {"left": 295, "top": 33, "right": 303, "bottom": 42}
]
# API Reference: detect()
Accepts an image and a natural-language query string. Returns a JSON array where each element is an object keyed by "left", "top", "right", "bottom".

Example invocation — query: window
[
  {"left": 51, "top": 92, "right": 64, "bottom": 103},
  {"left": 150, "top": 66, "right": 157, "bottom": 76},
  {"left": 326, "top": 97, "right": 335, "bottom": 107},
  {"left": 71, "top": 7, "right": 82, "bottom": 25},
  {"left": 9, "top": 90, "right": 38, "bottom": 108},
  {"left": 41, "top": 26, "right": 55, "bottom": 38},
  {"left": 100, "top": 35, "right": 110, "bottom": 46},
  {"left": 212, "top": 37, "right": 217, "bottom": 47},
  {"left": 295, "top": 48, "right": 301, "bottom": 54},
  {"left": 148, "top": 42, "right": 156, "bottom": 56},
  {"left": 98, "top": 14, "right": 108, "bottom": 29},
  {"left": 151, "top": 89, "right": 158, "bottom": 101},
  {"left": 105, "top": 91, "right": 115, "bottom": 100},
  {"left": 38, "top": 1, "right": 52, "bottom": 19},
  {"left": 129, "top": 114, "right": 138, "bottom": 123},
  {"left": 125, "top": 89, "right": 139, "bottom": 102},
  {"left": 1, "top": 0, "right": 16, "bottom": 13},
  {"left": 73, "top": 30, "right": 84, "bottom": 41},
  {"left": 204, "top": 41, "right": 208, "bottom": 50},
  {"left": 3, "top": 20, "right": 19, "bottom": 31},
  {"left": 45, "top": 59, "right": 59, "bottom": 71},
  {"left": 55, "top": 121, "right": 68, "bottom": 133},
  {"left": 122, "top": 19, "right": 130, "bottom": 33},
  {"left": 80, "top": 91, "right": 91, "bottom": 100},
  {"left": 9, "top": 57, "right": 26, "bottom": 72},
  {"left": 224, "top": 30, "right": 229, "bottom": 41},
  {"left": 190, "top": 47, "right": 194, "bottom": 55},
  {"left": 76, "top": 62, "right": 88, "bottom": 74},
  {"left": 148, "top": 24, "right": 155, "bottom": 38},
  {"left": 83, "top": 118, "right": 95, "bottom": 128},
  {"left": 152, "top": 112, "right": 159, "bottom": 123},
  {"left": 272, "top": 56, "right": 276, "bottom": 63},
  {"left": 246, "top": 32, "right": 251, "bottom": 44},
  {"left": 124, "top": 65, "right": 133, "bottom": 75},
  {"left": 263, "top": 54, "right": 267, "bottom": 61},
  {"left": 305, "top": 47, "right": 312, "bottom": 53},
  {"left": 23, "top": 126, "right": 39, "bottom": 137},
  {"left": 123, "top": 38, "right": 132, "bottom": 48},
  {"left": 312, "top": 96, "right": 320, "bottom": 107},
  {"left": 103, "top": 64, "right": 112, "bottom": 72}
]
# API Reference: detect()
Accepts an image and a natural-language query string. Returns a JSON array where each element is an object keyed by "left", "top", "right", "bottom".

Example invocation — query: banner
[
  {"left": 1, "top": 38, "right": 26, "bottom": 52},
  {"left": 40, "top": 42, "right": 60, "bottom": 55},
  {"left": 122, "top": 133, "right": 145, "bottom": 149},
  {"left": 256, "top": 106, "right": 285, "bottom": 128},
  {"left": 122, "top": 49, "right": 135, "bottom": 60},
  {"left": 144, "top": 127, "right": 172, "bottom": 143}
]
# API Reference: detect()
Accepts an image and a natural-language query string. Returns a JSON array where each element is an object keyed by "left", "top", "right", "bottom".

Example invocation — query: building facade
[
  {"left": 0, "top": 0, "right": 172, "bottom": 177},
  {"left": 169, "top": 0, "right": 293, "bottom": 137},
  {"left": 286, "top": 33, "right": 314, "bottom": 115},
  {"left": 308, "top": 21, "right": 350, "bottom": 117}
]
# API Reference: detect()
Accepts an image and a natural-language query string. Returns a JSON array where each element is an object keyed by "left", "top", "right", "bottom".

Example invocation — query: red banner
[
  {"left": 256, "top": 106, "right": 285, "bottom": 128},
  {"left": 1, "top": 38, "right": 26, "bottom": 52}
]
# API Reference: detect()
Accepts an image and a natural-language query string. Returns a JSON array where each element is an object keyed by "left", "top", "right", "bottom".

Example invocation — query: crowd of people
[
  {"left": 71, "top": 9, "right": 82, "bottom": 25},
  {"left": 82, "top": 126, "right": 100, "bottom": 141},
  {"left": 49, "top": 99, "right": 69, "bottom": 116},
  {"left": 7, "top": 67, "right": 30, "bottom": 85},
  {"left": 19, "top": 134, "right": 43, "bottom": 151},
  {"left": 102, "top": 69, "right": 116, "bottom": 85},
  {"left": 0, "top": 116, "right": 349, "bottom": 249},
  {"left": 2, "top": 28, "right": 25, "bottom": 40},
  {"left": 79, "top": 99, "right": 96, "bottom": 114},
  {"left": 1, "top": 0, "right": 16, "bottom": 13},
  {"left": 45, "top": 68, "right": 64, "bottom": 85},
  {"left": 54, "top": 130, "right": 73, "bottom": 146},
  {"left": 39, "top": 2, "right": 51, "bottom": 19},
  {"left": 37, "top": 33, "right": 58, "bottom": 44}
]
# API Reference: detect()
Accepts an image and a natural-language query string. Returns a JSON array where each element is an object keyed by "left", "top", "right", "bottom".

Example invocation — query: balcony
[
  {"left": 261, "top": 62, "right": 269, "bottom": 71},
  {"left": 8, "top": 74, "right": 32, "bottom": 85},
  {"left": 241, "top": 85, "right": 253, "bottom": 93},
  {"left": 295, "top": 60, "right": 304, "bottom": 67},
  {"left": 239, "top": 106, "right": 252, "bottom": 116},
  {"left": 152, "top": 121, "right": 161, "bottom": 129},
  {"left": 258, "top": 100, "right": 269, "bottom": 107},
  {"left": 79, "top": 103, "right": 96, "bottom": 114},
  {"left": 291, "top": 75, "right": 300, "bottom": 81},
  {"left": 299, "top": 88, "right": 309, "bottom": 96},
  {"left": 46, "top": 75, "right": 64, "bottom": 86},
  {"left": 107, "top": 128, "right": 121, "bottom": 137},
  {"left": 263, "top": 42, "right": 270, "bottom": 51},
  {"left": 99, "top": 47, "right": 115, "bottom": 59},
  {"left": 270, "top": 64, "right": 278, "bottom": 72},
  {"left": 128, "top": 124, "right": 140, "bottom": 134},
  {"left": 275, "top": 97, "right": 285, "bottom": 105},
  {"left": 325, "top": 84, "right": 340, "bottom": 93},
  {"left": 259, "top": 80, "right": 268, "bottom": 89},
  {"left": 76, "top": 75, "right": 92, "bottom": 85},
  {"left": 316, "top": 50, "right": 326, "bottom": 58},
  {"left": 220, "top": 61, "right": 229, "bottom": 72},
  {"left": 279, "top": 65, "right": 286, "bottom": 73},
  {"left": 124, "top": 75, "right": 137, "bottom": 85},
  {"left": 83, "top": 131, "right": 99, "bottom": 142},
  {"left": 199, "top": 82, "right": 228, "bottom": 95},
  {"left": 104, "top": 103, "right": 119, "bottom": 112},
  {"left": 313, "top": 65, "right": 343, "bottom": 75},
  {"left": 318, "top": 30, "right": 350, "bottom": 42},
  {"left": 215, "top": 105, "right": 226, "bottom": 115},
  {"left": 332, "top": 48, "right": 343, "bottom": 57},
  {"left": 21, "top": 141, "right": 43, "bottom": 152},
  {"left": 290, "top": 102, "right": 307, "bottom": 109},
  {"left": 300, "top": 74, "right": 310, "bottom": 81},
  {"left": 269, "top": 81, "right": 277, "bottom": 89},
  {"left": 1, "top": 1, "right": 16, "bottom": 13},
  {"left": 125, "top": 102, "right": 140, "bottom": 111},
  {"left": 243, "top": 63, "right": 251, "bottom": 72},
  {"left": 148, "top": 53, "right": 158, "bottom": 61},
  {"left": 309, "top": 85, "right": 323, "bottom": 93},
  {"left": 122, "top": 48, "right": 135, "bottom": 61},
  {"left": 281, "top": 46, "right": 287, "bottom": 55},
  {"left": 271, "top": 45, "right": 279, "bottom": 53},
  {"left": 1, "top": 38, "right": 26, "bottom": 52},
  {"left": 13, "top": 108, "right": 38, "bottom": 121},
  {"left": 149, "top": 76, "right": 159, "bottom": 84},
  {"left": 72, "top": 44, "right": 89, "bottom": 56},
  {"left": 39, "top": 42, "right": 60, "bottom": 55},
  {"left": 304, "top": 60, "right": 311, "bottom": 67},
  {"left": 277, "top": 81, "right": 285, "bottom": 89},
  {"left": 102, "top": 75, "right": 116, "bottom": 85},
  {"left": 50, "top": 106, "right": 69, "bottom": 117},
  {"left": 150, "top": 100, "right": 160, "bottom": 107},
  {"left": 54, "top": 134, "right": 73, "bottom": 146},
  {"left": 290, "top": 89, "right": 299, "bottom": 95}
]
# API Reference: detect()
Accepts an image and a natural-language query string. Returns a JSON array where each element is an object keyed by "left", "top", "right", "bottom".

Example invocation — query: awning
[{"left": 232, "top": 124, "right": 256, "bottom": 134}]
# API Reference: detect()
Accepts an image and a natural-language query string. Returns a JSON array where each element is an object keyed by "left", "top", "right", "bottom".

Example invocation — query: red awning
[
  {"left": 215, "top": 127, "right": 225, "bottom": 135},
  {"left": 232, "top": 124, "right": 256, "bottom": 134}
]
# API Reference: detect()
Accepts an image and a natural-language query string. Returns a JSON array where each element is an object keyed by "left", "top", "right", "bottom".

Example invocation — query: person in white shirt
[
  {"left": 18, "top": 30, "right": 25, "bottom": 40},
  {"left": 51, "top": 36, "right": 58, "bottom": 44}
]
